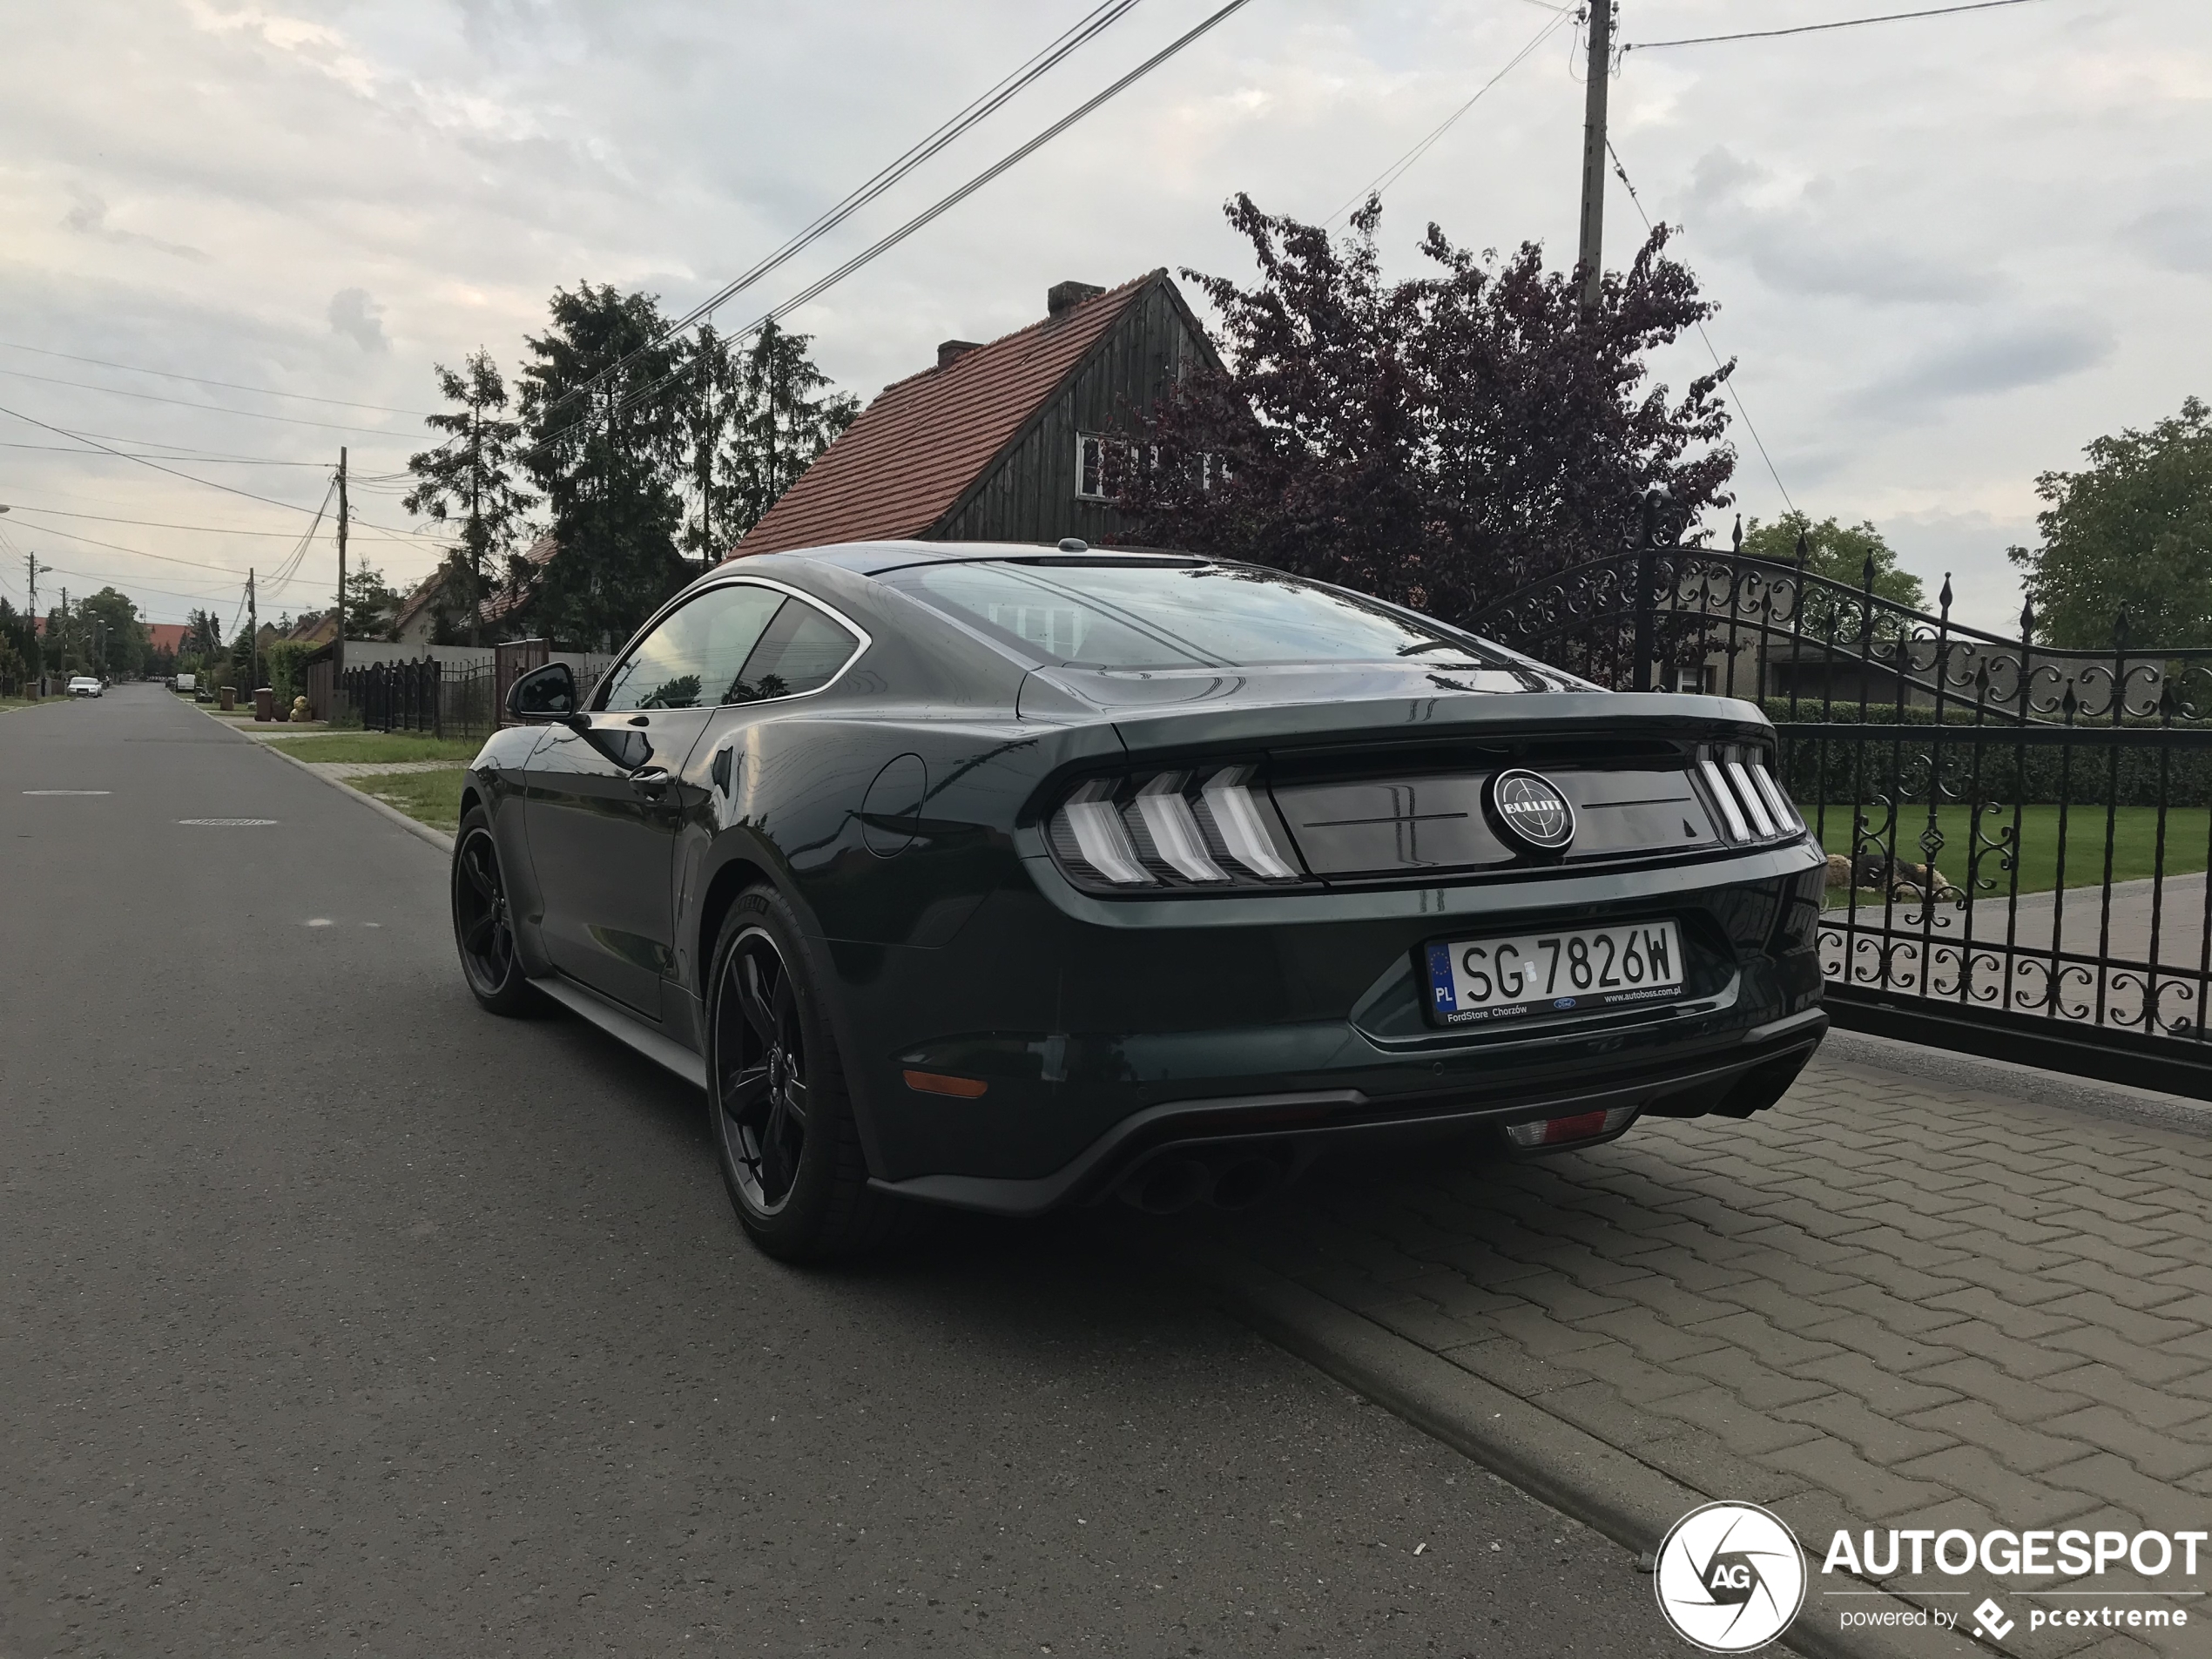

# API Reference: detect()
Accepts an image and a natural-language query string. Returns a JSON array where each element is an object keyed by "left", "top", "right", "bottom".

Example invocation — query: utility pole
[
  {"left": 247, "top": 568, "right": 258, "bottom": 696},
  {"left": 334, "top": 447, "right": 348, "bottom": 688},
  {"left": 1575, "top": 0, "right": 1614, "bottom": 317},
  {"left": 59, "top": 588, "right": 69, "bottom": 673}
]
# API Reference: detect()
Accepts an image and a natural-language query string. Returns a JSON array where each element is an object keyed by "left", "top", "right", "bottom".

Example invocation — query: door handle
[{"left": 629, "top": 765, "right": 673, "bottom": 799}]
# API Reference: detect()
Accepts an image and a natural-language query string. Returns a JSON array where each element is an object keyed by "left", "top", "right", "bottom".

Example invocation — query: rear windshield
[{"left": 880, "top": 560, "right": 1508, "bottom": 670}]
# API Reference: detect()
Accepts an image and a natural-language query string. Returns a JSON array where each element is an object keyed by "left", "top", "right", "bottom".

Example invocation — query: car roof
[{"left": 730, "top": 539, "right": 1204, "bottom": 577}]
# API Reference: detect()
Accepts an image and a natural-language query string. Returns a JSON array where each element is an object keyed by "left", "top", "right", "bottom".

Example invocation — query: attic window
[
  {"left": 1079, "top": 433, "right": 1209, "bottom": 501},
  {"left": 1076, "top": 433, "right": 1117, "bottom": 500}
]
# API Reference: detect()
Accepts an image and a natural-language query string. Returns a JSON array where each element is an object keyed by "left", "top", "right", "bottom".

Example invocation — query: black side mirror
[{"left": 507, "top": 661, "right": 578, "bottom": 725}]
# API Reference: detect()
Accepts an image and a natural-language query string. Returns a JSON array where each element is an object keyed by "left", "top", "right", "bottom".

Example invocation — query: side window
[
  {"left": 597, "top": 584, "right": 860, "bottom": 712},
  {"left": 726, "top": 597, "right": 860, "bottom": 702},
  {"left": 598, "top": 585, "right": 784, "bottom": 711}
]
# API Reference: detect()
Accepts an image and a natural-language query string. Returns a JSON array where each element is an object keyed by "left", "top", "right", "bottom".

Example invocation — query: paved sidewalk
[{"left": 1171, "top": 1048, "right": 2212, "bottom": 1657}]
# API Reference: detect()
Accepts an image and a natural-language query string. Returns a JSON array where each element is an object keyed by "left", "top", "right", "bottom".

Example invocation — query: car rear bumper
[
  {"left": 869, "top": 1007, "right": 1826, "bottom": 1217},
  {"left": 824, "top": 839, "right": 1829, "bottom": 1210}
]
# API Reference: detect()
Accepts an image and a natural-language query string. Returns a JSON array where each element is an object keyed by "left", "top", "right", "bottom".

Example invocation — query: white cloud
[{"left": 0, "top": 0, "right": 2204, "bottom": 631}]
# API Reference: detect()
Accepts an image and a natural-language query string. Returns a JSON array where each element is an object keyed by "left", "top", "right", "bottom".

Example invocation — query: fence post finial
[
  {"left": 1731, "top": 514, "right": 1743, "bottom": 555},
  {"left": 1939, "top": 573, "right": 1952, "bottom": 619}
]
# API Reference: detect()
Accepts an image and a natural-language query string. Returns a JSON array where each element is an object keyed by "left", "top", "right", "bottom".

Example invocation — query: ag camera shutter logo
[{"left": 1655, "top": 1501, "right": 1806, "bottom": 1652}]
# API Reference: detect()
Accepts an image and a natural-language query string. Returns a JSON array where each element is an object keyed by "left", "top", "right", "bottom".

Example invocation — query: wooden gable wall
[{"left": 933, "top": 279, "right": 1211, "bottom": 546}]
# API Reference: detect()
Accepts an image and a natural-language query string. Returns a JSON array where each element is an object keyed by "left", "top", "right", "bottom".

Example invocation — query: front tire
[
  {"left": 705, "top": 886, "right": 909, "bottom": 1262},
  {"left": 452, "top": 806, "right": 536, "bottom": 1015}
]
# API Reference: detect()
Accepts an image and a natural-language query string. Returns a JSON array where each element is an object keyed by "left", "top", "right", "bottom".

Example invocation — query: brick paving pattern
[{"left": 1190, "top": 1051, "right": 2212, "bottom": 1657}]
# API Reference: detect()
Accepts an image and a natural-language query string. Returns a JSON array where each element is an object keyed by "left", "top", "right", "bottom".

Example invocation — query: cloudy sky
[{"left": 0, "top": 0, "right": 2203, "bottom": 635}]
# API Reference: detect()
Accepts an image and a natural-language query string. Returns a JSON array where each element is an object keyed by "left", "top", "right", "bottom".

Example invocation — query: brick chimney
[
  {"left": 937, "top": 339, "right": 982, "bottom": 369},
  {"left": 1047, "top": 280, "right": 1104, "bottom": 318}
]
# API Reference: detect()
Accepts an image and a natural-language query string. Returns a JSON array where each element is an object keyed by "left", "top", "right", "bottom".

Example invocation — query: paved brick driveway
[{"left": 1178, "top": 1042, "right": 2212, "bottom": 1657}]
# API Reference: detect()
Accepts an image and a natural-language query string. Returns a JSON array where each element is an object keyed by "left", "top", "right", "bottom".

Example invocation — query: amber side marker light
[
  {"left": 903, "top": 1069, "right": 988, "bottom": 1099},
  {"left": 1504, "top": 1104, "right": 1636, "bottom": 1149}
]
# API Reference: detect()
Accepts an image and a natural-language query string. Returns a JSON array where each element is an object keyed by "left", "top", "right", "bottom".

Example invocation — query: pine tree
[
  {"left": 725, "top": 320, "right": 859, "bottom": 543},
  {"left": 404, "top": 349, "right": 536, "bottom": 645},
  {"left": 520, "top": 284, "right": 690, "bottom": 651}
]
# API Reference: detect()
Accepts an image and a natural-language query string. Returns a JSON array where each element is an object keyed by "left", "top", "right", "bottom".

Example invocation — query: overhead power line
[
  {"left": 0, "top": 367, "right": 419, "bottom": 437},
  {"left": 3, "top": 503, "right": 353, "bottom": 538},
  {"left": 1624, "top": 0, "right": 2042, "bottom": 52},
  {"left": 0, "top": 516, "right": 341, "bottom": 582},
  {"left": 0, "top": 401, "right": 438, "bottom": 547},
  {"left": 0, "top": 341, "right": 437, "bottom": 417},
  {"left": 1604, "top": 138, "right": 1797, "bottom": 518},
  {"left": 604, "top": 0, "right": 1261, "bottom": 428},
  {"left": 1324, "top": 5, "right": 1576, "bottom": 226},
  {"left": 0, "top": 439, "right": 331, "bottom": 465},
  {"left": 530, "top": 0, "right": 1148, "bottom": 431}
]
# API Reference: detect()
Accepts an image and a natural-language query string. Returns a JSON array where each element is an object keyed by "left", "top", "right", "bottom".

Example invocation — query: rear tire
[
  {"left": 452, "top": 806, "right": 537, "bottom": 1016},
  {"left": 705, "top": 885, "right": 912, "bottom": 1263}
]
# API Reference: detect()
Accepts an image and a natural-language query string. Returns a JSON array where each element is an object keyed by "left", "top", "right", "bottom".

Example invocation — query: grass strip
[
  {"left": 266, "top": 732, "right": 482, "bottom": 764},
  {"left": 343, "top": 766, "right": 466, "bottom": 833}
]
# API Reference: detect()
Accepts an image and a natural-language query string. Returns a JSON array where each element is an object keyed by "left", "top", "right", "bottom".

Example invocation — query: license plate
[{"left": 1424, "top": 920, "right": 1684, "bottom": 1027}]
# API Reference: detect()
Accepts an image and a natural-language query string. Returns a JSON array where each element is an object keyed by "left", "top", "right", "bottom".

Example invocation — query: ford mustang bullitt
[{"left": 452, "top": 542, "right": 1826, "bottom": 1260}]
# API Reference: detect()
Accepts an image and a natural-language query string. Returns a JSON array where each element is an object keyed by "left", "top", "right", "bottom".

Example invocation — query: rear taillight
[
  {"left": 1048, "top": 765, "right": 1305, "bottom": 890},
  {"left": 1697, "top": 745, "right": 1802, "bottom": 846}
]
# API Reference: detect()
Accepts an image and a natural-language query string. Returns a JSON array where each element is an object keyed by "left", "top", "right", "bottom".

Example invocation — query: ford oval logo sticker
[{"left": 1489, "top": 768, "right": 1576, "bottom": 853}]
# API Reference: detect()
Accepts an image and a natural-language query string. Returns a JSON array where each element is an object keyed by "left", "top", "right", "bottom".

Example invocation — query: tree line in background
[
  {"left": 1110, "top": 193, "right": 2208, "bottom": 658},
  {"left": 0, "top": 586, "right": 158, "bottom": 692},
  {"left": 398, "top": 287, "right": 856, "bottom": 653}
]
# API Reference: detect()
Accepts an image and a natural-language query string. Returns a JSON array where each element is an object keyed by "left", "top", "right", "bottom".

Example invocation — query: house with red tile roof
[{"left": 731, "top": 271, "right": 1224, "bottom": 558}]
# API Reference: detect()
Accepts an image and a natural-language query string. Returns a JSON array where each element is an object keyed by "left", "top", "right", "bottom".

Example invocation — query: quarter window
[{"left": 598, "top": 584, "right": 860, "bottom": 711}]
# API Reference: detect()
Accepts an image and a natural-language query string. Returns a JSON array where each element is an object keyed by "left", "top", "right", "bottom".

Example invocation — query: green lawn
[
  {"left": 345, "top": 767, "right": 465, "bottom": 833},
  {"left": 1815, "top": 803, "right": 2209, "bottom": 898},
  {"left": 267, "top": 732, "right": 482, "bottom": 764}
]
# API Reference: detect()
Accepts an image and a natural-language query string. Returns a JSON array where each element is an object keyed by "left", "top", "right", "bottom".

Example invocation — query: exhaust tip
[
  {"left": 1209, "top": 1153, "right": 1286, "bottom": 1211},
  {"left": 1119, "top": 1155, "right": 1212, "bottom": 1215}
]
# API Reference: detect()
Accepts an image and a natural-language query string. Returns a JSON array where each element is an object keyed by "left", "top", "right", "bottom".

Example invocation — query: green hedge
[{"left": 1762, "top": 698, "right": 2212, "bottom": 808}]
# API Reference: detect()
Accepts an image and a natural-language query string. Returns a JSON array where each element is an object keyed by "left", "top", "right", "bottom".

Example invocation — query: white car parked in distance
[{"left": 67, "top": 677, "right": 103, "bottom": 698}]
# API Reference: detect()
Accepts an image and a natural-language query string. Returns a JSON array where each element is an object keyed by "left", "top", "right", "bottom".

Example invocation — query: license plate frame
[{"left": 1422, "top": 918, "right": 1686, "bottom": 1028}]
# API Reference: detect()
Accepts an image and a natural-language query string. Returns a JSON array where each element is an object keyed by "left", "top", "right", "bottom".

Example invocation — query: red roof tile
[{"left": 729, "top": 272, "right": 1158, "bottom": 558}]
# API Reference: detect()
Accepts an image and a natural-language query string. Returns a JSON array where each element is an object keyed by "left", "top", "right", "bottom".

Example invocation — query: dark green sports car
[{"left": 453, "top": 542, "right": 1826, "bottom": 1260}]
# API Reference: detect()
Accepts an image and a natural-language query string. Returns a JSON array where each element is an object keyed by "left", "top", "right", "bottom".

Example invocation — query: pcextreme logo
[{"left": 1655, "top": 1501, "right": 1807, "bottom": 1653}]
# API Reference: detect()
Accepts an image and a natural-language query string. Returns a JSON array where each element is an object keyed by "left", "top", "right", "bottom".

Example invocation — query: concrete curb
[
  {"left": 1176, "top": 1244, "right": 1977, "bottom": 1659},
  {"left": 207, "top": 713, "right": 456, "bottom": 854}
]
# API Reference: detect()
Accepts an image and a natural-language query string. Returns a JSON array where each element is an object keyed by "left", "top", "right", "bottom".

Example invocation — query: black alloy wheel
[
  {"left": 705, "top": 887, "right": 914, "bottom": 1261},
  {"left": 713, "top": 927, "right": 810, "bottom": 1216},
  {"left": 452, "top": 806, "right": 535, "bottom": 1015}
]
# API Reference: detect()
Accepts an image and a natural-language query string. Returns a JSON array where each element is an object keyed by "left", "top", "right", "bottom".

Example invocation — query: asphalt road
[{"left": 2, "top": 685, "right": 1681, "bottom": 1656}]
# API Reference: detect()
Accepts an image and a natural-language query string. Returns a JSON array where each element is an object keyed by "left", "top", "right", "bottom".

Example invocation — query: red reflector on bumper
[
  {"left": 1504, "top": 1104, "right": 1637, "bottom": 1149},
  {"left": 903, "top": 1069, "right": 988, "bottom": 1099}
]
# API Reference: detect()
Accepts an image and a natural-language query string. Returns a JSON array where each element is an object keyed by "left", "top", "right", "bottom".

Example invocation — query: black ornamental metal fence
[
  {"left": 337, "top": 660, "right": 497, "bottom": 740},
  {"left": 1466, "top": 526, "right": 2212, "bottom": 1099}
]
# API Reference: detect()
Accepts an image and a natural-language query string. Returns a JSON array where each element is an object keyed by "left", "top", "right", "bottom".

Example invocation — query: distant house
[
  {"left": 145, "top": 623, "right": 192, "bottom": 658},
  {"left": 392, "top": 569, "right": 454, "bottom": 649},
  {"left": 732, "top": 271, "right": 1224, "bottom": 557}
]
